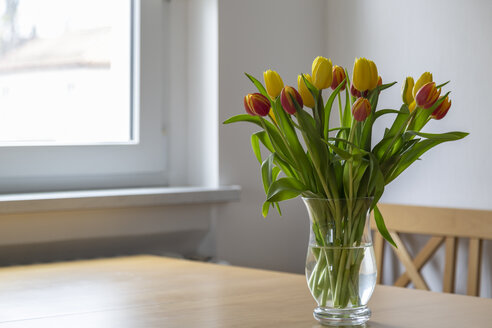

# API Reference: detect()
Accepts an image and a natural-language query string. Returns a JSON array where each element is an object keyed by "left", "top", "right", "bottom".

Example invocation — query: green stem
[
  {"left": 381, "top": 109, "right": 417, "bottom": 161},
  {"left": 338, "top": 93, "right": 343, "bottom": 126}
]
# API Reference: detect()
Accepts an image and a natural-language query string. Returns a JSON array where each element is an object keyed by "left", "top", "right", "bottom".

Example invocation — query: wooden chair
[{"left": 371, "top": 203, "right": 492, "bottom": 296}]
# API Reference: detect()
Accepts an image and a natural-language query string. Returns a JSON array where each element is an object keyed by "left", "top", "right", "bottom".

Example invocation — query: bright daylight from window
[{"left": 0, "top": 0, "right": 132, "bottom": 145}]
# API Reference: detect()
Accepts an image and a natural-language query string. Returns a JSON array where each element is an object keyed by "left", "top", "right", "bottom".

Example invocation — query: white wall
[
  {"left": 217, "top": 0, "right": 326, "bottom": 272},
  {"left": 215, "top": 0, "right": 491, "bottom": 296}
]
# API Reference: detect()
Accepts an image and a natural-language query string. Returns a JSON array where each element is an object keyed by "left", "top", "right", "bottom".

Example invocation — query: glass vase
[{"left": 303, "top": 197, "right": 376, "bottom": 326}]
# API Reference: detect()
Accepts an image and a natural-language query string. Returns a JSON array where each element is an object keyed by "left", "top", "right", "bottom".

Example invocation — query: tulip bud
[
  {"left": 263, "top": 70, "right": 284, "bottom": 99},
  {"left": 402, "top": 76, "right": 415, "bottom": 106},
  {"left": 350, "top": 83, "right": 361, "bottom": 98},
  {"left": 377, "top": 76, "right": 382, "bottom": 87},
  {"left": 415, "top": 82, "right": 441, "bottom": 109},
  {"left": 331, "top": 65, "right": 346, "bottom": 90},
  {"left": 280, "top": 86, "right": 303, "bottom": 115},
  {"left": 297, "top": 74, "right": 315, "bottom": 108},
  {"left": 409, "top": 100, "right": 417, "bottom": 113},
  {"left": 244, "top": 93, "right": 270, "bottom": 116},
  {"left": 312, "top": 56, "right": 333, "bottom": 90},
  {"left": 352, "top": 97, "right": 371, "bottom": 122},
  {"left": 413, "top": 72, "right": 433, "bottom": 98},
  {"left": 431, "top": 96, "right": 451, "bottom": 120},
  {"left": 352, "top": 58, "right": 379, "bottom": 91}
]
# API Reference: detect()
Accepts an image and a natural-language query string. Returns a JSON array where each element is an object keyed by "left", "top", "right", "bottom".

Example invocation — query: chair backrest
[{"left": 370, "top": 203, "right": 492, "bottom": 296}]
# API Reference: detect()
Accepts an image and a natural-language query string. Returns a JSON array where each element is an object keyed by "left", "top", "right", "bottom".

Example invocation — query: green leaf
[
  {"left": 266, "top": 177, "right": 307, "bottom": 202},
  {"left": 342, "top": 80, "right": 353, "bottom": 128},
  {"left": 251, "top": 133, "right": 262, "bottom": 163},
  {"left": 385, "top": 135, "right": 464, "bottom": 184},
  {"left": 224, "top": 114, "right": 294, "bottom": 167},
  {"left": 223, "top": 114, "right": 260, "bottom": 125},
  {"left": 374, "top": 205, "right": 396, "bottom": 247},
  {"left": 374, "top": 109, "right": 405, "bottom": 119},
  {"left": 245, "top": 73, "right": 271, "bottom": 101},
  {"left": 271, "top": 99, "right": 313, "bottom": 185},
  {"left": 261, "top": 154, "right": 275, "bottom": 194},
  {"left": 323, "top": 78, "right": 346, "bottom": 139},
  {"left": 262, "top": 201, "right": 271, "bottom": 217},
  {"left": 301, "top": 74, "right": 319, "bottom": 100},
  {"left": 375, "top": 81, "right": 397, "bottom": 92},
  {"left": 436, "top": 80, "right": 450, "bottom": 89},
  {"left": 327, "top": 127, "right": 350, "bottom": 133},
  {"left": 406, "top": 130, "right": 468, "bottom": 141},
  {"left": 254, "top": 131, "right": 274, "bottom": 153},
  {"left": 327, "top": 137, "right": 368, "bottom": 154}
]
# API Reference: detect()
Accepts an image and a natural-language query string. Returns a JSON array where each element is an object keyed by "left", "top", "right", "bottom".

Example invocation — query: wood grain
[
  {"left": 373, "top": 231, "right": 384, "bottom": 284},
  {"left": 389, "top": 232, "right": 429, "bottom": 290},
  {"left": 0, "top": 256, "right": 490, "bottom": 327},
  {"left": 443, "top": 236, "right": 457, "bottom": 293},
  {"left": 370, "top": 203, "right": 492, "bottom": 239},
  {"left": 394, "top": 236, "right": 444, "bottom": 287},
  {"left": 467, "top": 238, "right": 482, "bottom": 296}
]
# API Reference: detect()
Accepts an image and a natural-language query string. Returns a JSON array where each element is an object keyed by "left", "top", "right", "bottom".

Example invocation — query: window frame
[{"left": 0, "top": 0, "right": 170, "bottom": 193}]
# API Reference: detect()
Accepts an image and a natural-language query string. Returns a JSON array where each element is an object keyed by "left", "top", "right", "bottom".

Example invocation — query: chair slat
[
  {"left": 373, "top": 231, "right": 384, "bottom": 284},
  {"left": 467, "top": 238, "right": 482, "bottom": 296},
  {"left": 395, "top": 236, "right": 444, "bottom": 287},
  {"left": 443, "top": 237, "right": 457, "bottom": 293},
  {"left": 390, "top": 232, "right": 429, "bottom": 290}
]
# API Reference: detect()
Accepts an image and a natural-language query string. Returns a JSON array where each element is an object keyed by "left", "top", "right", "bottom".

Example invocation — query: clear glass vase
[{"left": 303, "top": 197, "right": 376, "bottom": 326}]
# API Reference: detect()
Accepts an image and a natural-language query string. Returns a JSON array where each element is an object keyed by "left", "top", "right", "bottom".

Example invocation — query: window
[
  {"left": 0, "top": 0, "right": 169, "bottom": 193},
  {"left": 0, "top": 0, "right": 132, "bottom": 144}
]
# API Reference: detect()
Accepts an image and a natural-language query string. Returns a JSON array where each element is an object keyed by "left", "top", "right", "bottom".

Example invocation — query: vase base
[{"left": 313, "top": 305, "right": 371, "bottom": 326}]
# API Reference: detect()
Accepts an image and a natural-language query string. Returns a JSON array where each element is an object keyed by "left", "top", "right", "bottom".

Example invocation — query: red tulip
[
  {"left": 350, "top": 83, "right": 361, "bottom": 98},
  {"left": 352, "top": 97, "right": 371, "bottom": 122},
  {"left": 431, "top": 96, "right": 451, "bottom": 120},
  {"left": 280, "top": 86, "right": 303, "bottom": 115},
  {"left": 415, "top": 82, "right": 441, "bottom": 109},
  {"left": 331, "top": 65, "right": 346, "bottom": 90},
  {"left": 244, "top": 93, "right": 270, "bottom": 116}
]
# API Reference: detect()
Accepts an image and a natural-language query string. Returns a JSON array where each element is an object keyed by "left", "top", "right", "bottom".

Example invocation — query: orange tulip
[
  {"left": 352, "top": 97, "right": 371, "bottom": 122},
  {"left": 244, "top": 93, "right": 270, "bottom": 116},
  {"left": 431, "top": 96, "right": 451, "bottom": 120},
  {"left": 415, "top": 82, "right": 440, "bottom": 109},
  {"left": 331, "top": 65, "right": 346, "bottom": 90},
  {"left": 280, "top": 86, "right": 303, "bottom": 115}
]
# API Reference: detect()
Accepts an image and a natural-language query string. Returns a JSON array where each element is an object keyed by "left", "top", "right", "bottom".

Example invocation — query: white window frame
[{"left": 0, "top": 0, "right": 170, "bottom": 193}]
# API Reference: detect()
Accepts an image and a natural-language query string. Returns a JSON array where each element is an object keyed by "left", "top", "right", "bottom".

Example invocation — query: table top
[{"left": 0, "top": 255, "right": 490, "bottom": 327}]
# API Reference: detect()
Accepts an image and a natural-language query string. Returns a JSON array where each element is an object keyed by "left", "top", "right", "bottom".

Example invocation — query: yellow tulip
[
  {"left": 402, "top": 76, "right": 415, "bottom": 106},
  {"left": 311, "top": 56, "right": 333, "bottom": 90},
  {"left": 352, "top": 58, "right": 378, "bottom": 92},
  {"left": 263, "top": 70, "right": 284, "bottom": 99},
  {"left": 412, "top": 72, "right": 433, "bottom": 98},
  {"left": 297, "top": 74, "right": 315, "bottom": 108},
  {"left": 409, "top": 100, "right": 417, "bottom": 113}
]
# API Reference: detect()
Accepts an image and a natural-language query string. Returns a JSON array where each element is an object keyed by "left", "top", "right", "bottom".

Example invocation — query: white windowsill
[{"left": 0, "top": 186, "right": 241, "bottom": 214}]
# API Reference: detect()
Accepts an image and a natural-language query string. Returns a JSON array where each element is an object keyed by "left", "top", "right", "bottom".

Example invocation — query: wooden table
[{"left": 0, "top": 256, "right": 489, "bottom": 327}]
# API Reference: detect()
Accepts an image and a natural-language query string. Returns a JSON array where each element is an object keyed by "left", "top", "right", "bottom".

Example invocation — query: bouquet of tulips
[{"left": 224, "top": 56, "right": 467, "bottom": 308}]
